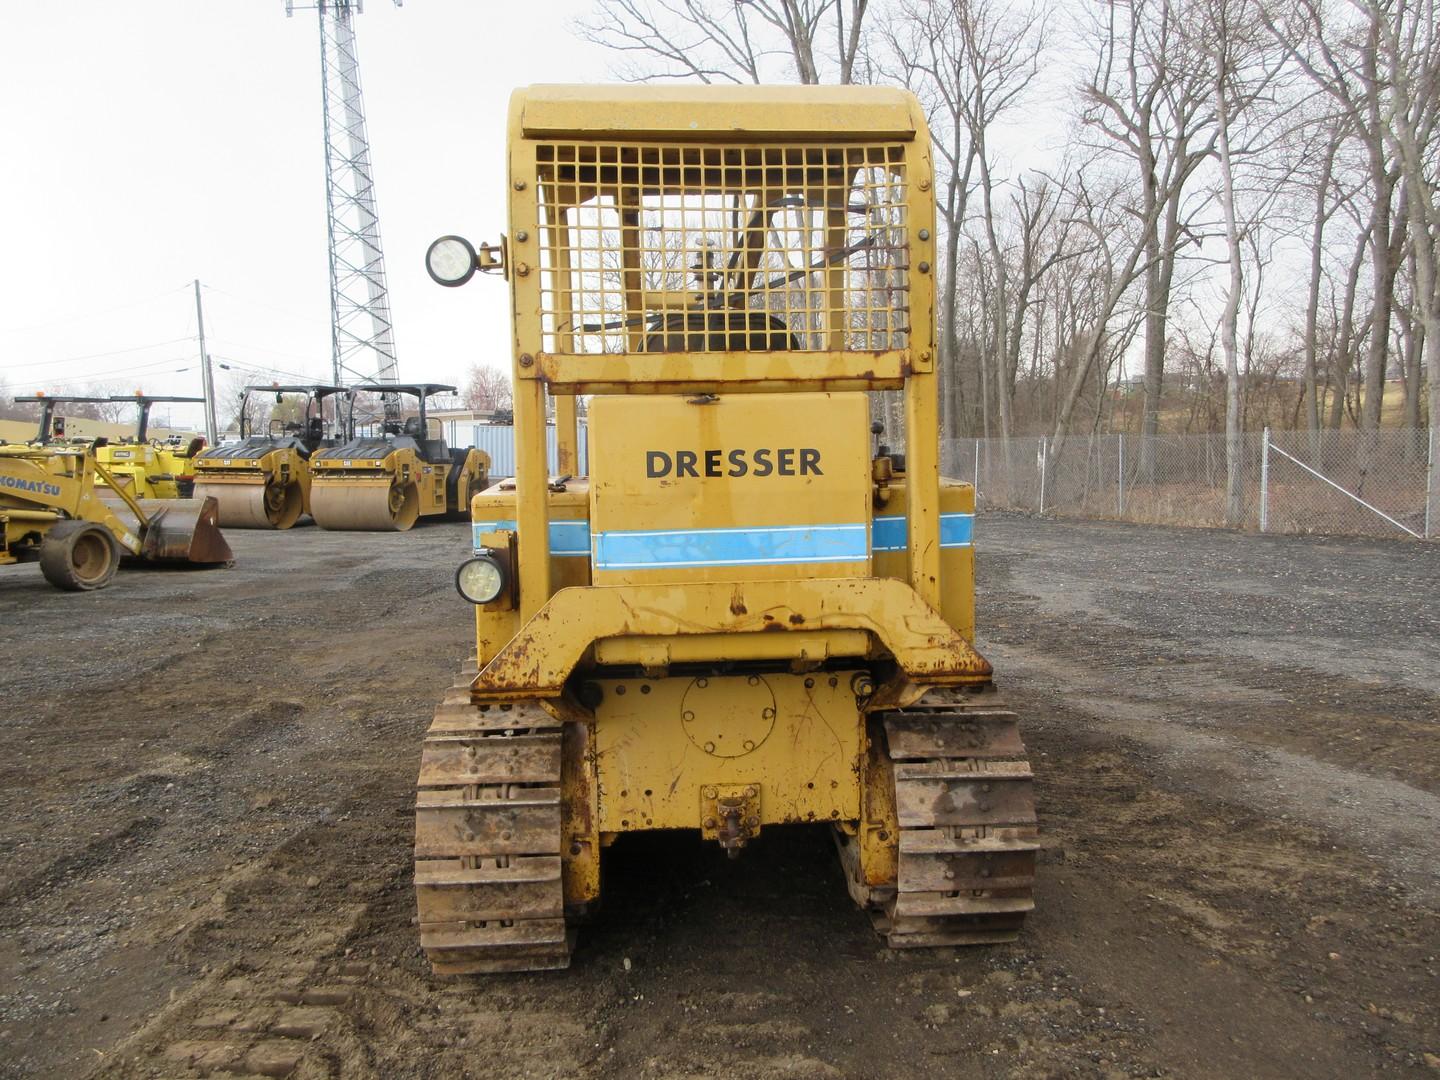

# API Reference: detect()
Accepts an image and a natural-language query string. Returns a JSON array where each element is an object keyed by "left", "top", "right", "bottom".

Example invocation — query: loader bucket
[{"left": 106, "top": 497, "right": 235, "bottom": 565}]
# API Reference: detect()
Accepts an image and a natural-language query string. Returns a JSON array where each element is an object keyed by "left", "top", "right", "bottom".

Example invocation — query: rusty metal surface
[
  {"left": 559, "top": 720, "right": 599, "bottom": 910},
  {"left": 105, "top": 497, "right": 235, "bottom": 565},
  {"left": 471, "top": 578, "right": 992, "bottom": 700},
  {"left": 593, "top": 672, "right": 863, "bottom": 835},
  {"left": 533, "top": 351, "right": 909, "bottom": 395},
  {"left": 700, "top": 784, "right": 762, "bottom": 858}
]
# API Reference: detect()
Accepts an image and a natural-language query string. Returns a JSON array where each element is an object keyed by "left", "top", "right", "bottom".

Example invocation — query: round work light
[
  {"left": 426, "top": 235, "right": 479, "bottom": 287},
  {"left": 456, "top": 554, "right": 505, "bottom": 604}
]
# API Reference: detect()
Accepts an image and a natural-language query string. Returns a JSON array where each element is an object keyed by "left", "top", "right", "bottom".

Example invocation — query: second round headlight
[{"left": 456, "top": 555, "right": 505, "bottom": 604}]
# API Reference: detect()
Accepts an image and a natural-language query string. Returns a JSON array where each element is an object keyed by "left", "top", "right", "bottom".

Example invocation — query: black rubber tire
[{"left": 39, "top": 521, "right": 120, "bottom": 592}]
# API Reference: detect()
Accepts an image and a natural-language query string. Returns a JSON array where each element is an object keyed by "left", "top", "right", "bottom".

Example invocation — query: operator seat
[{"left": 644, "top": 309, "right": 799, "bottom": 353}]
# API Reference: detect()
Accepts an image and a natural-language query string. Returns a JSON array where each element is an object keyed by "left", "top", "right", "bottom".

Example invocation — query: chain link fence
[{"left": 942, "top": 428, "right": 1436, "bottom": 540}]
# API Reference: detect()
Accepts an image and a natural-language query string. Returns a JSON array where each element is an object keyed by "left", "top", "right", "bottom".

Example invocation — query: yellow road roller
[
  {"left": 308, "top": 383, "right": 489, "bottom": 531},
  {"left": 93, "top": 394, "right": 208, "bottom": 499},
  {"left": 192, "top": 384, "right": 352, "bottom": 529},
  {"left": 413, "top": 84, "right": 1037, "bottom": 974},
  {"left": 0, "top": 442, "right": 232, "bottom": 590}
]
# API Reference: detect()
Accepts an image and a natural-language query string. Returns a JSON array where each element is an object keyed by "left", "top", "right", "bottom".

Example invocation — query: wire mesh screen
[
  {"left": 534, "top": 142, "right": 910, "bottom": 355},
  {"left": 1264, "top": 428, "right": 1432, "bottom": 537}
]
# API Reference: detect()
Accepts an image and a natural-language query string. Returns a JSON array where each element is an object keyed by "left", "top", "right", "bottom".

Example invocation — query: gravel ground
[{"left": 0, "top": 514, "right": 1436, "bottom": 1079}]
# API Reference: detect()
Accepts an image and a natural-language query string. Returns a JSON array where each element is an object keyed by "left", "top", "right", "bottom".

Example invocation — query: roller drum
[
  {"left": 194, "top": 480, "right": 303, "bottom": 530},
  {"left": 309, "top": 478, "right": 420, "bottom": 531}
]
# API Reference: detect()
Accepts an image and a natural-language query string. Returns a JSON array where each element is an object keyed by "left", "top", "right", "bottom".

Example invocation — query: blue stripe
[
  {"left": 873, "top": 513, "right": 974, "bottom": 552},
  {"left": 472, "top": 519, "right": 591, "bottom": 557},
  {"left": 475, "top": 513, "right": 973, "bottom": 563},
  {"left": 594, "top": 523, "right": 867, "bottom": 570}
]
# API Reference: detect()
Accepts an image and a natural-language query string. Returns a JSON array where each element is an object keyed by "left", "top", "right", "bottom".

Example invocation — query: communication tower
[{"left": 286, "top": 0, "right": 401, "bottom": 398}]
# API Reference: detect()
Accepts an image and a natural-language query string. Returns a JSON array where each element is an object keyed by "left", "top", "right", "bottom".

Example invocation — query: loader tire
[{"left": 40, "top": 521, "right": 120, "bottom": 591}]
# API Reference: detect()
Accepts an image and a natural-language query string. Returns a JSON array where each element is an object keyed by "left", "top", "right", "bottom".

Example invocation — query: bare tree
[
  {"left": 1363, "top": 0, "right": 1439, "bottom": 490},
  {"left": 1215, "top": 38, "right": 1249, "bottom": 524},
  {"left": 1047, "top": 170, "right": 1153, "bottom": 459},
  {"left": 1194, "top": 0, "right": 1293, "bottom": 523},
  {"left": 1321, "top": 195, "right": 1374, "bottom": 428},
  {"left": 962, "top": 0, "right": 1050, "bottom": 441},
  {"left": 1078, "top": 0, "right": 1220, "bottom": 478},
  {"left": 876, "top": 0, "right": 1049, "bottom": 436},
  {"left": 1265, "top": 0, "right": 1410, "bottom": 437},
  {"left": 570, "top": 0, "right": 1435, "bottom": 482},
  {"left": 1000, "top": 177, "right": 1082, "bottom": 431},
  {"left": 0, "top": 377, "right": 34, "bottom": 423},
  {"left": 52, "top": 385, "right": 133, "bottom": 425},
  {"left": 578, "top": 0, "right": 870, "bottom": 85},
  {"left": 462, "top": 363, "right": 515, "bottom": 413},
  {"left": 1297, "top": 113, "right": 1354, "bottom": 437}
]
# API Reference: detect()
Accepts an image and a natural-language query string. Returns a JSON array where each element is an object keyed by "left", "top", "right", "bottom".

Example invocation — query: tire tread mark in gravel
[
  {"left": 0, "top": 816, "right": 162, "bottom": 916},
  {"left": 83, "top": 812, "right": 397, "bottom": 1077}
]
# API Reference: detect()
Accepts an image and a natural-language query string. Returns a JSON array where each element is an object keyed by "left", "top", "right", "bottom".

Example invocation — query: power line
[
  {"left": 4, "top": 336, "right": 196, "bottom": 369},
  {"left": 0, "top": 284, "right": 191, "bottom": 337},
  {"left": 201, "top": 283, "right": 325, "bottom": 329},
  {"left": 206, "top": 336, "right": 328, "bottom": 368},
  {"left": 20, "top": 369, "right": 196, "bottom": 393},
  {"left": 212, "top": 356, "right": 322, "bottom": 384},
  {"left": 13, "top": 356, "right": 199, "bottom": 392}
]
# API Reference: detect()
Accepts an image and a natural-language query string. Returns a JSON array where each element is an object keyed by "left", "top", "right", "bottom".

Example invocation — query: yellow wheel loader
[
  {"left": 93, "top": 394, "right": 209, "bottom": 499},
  {"left": 308, "top": 383, "right": 489, "bottom": 531},
  {"left": 0, "top": 443, "right": 233, "bottom": 591},
  {"left": 412, "top": 85, "right": 1037, "bottom": 974},
  {"left": 192, "top": 384, "right": 352, "bottom": 529}
]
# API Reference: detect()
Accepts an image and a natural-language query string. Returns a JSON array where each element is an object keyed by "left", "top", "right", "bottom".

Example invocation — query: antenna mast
[{"left": 287, "top": 0, "right": 401, "bottom": 397}]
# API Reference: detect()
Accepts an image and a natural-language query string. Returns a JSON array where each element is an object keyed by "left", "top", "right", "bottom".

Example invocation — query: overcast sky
[
  {"left": 0, "top": 0, "right": 609, "bottom": 429},
  {"left": 2, "top": 1, "right": 1083, "bottom": 433}
]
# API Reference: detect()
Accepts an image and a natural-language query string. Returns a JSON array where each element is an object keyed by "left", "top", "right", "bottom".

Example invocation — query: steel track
[{"left": 414, "top": 664, "right": 572, "bottom": 974}]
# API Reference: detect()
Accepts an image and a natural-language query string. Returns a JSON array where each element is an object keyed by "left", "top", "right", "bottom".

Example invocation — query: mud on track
[{"left": 0, "top": 516, "right": 1436, "bottom": 1078}]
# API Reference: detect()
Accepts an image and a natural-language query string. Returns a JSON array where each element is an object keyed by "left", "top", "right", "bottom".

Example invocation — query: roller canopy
[
  {"left": 349, "top": 383, "right": 457, "bottom": 400},
  {"left": 242, "top": 384, "right": 349, "bottom": 398}
]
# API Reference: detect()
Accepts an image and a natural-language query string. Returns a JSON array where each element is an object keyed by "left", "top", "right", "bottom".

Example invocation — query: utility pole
[{"left": 194, "top": 279, "right": 218, "bottom": 444}]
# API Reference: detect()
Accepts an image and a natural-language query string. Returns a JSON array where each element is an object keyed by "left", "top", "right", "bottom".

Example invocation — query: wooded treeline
[{"left": 578, "top": 0, "right": 1439, "bottom": 471}]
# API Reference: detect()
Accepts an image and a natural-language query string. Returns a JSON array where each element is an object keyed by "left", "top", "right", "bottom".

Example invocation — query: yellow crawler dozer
[
  {"left": 413, "top": 84, "right": 1037, "bottom": 974},
  {"left": 0, "top": 443, "right": 233, "bottom": 591},
  {"left": 192, "top": 384, "right": 352, "bottom": 529},
  {"left": 309, "top": 383, "right": 489, "bottom": 531}
]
